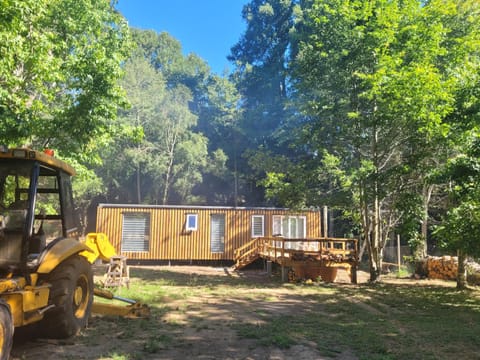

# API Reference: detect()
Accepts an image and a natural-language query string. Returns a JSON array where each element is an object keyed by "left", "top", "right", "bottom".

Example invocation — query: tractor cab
[
  {"left": 0, "top": 148, "right": 79, "bottom": 274},
  {"left": 0, "top": 148, "right": 147, "bottom": 359}
]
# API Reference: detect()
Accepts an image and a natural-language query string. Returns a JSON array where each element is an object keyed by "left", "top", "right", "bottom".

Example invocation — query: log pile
[{"left": 426, "top": 256, "right": 458, "bottom": 280}]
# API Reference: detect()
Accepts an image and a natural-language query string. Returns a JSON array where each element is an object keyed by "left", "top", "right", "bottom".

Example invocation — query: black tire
[
  {"left": 41, "top": 255, "right": 93, "bottom": 338},
  {"left": 0, "top": 301, "right": 13, "bottom": 360}
]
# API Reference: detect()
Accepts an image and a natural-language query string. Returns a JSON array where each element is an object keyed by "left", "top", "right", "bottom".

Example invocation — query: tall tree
[
  {"left": 155, "top": 84, "right": 198, "bottom": 204},
  {"left": 229, "top": 0, "right": 300, "bottom": 205},
  {"left": 0, "top": 0, "right": 130, "bottom": 156},
  {"left": 432, "top": 0, "right": 480, "bottom": 288},
  {"left": 99, "top": 38, "right": 226, "bottom": 205},
  {"left": 434, "top": 134, "right": 480, "bottom": 289},
  {"left": 194, "top": 74, "right": 242, "bottom": 205},
  {"left": 103, "top": 55, "right": 165, "bottom": 203},
  {"left": 130, "top": 28, "right": 240, "bottom": 205},
  {"left": 278, "top": 0, "right": 478, "bottom": 282}
]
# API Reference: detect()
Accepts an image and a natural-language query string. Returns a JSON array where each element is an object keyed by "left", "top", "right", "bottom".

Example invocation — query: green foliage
[
  {"left": 394, "top": 191, "right": 426, "bottom": 257},
  {"left": 0, "top": 0, "right": 131, "bottom": 156},
  {"left": 435, "top": 201, "right": 480, "bottom": 257},
  {"left": 100, "top": 53, "right": 205, "bottom": 204},
  {"left": 229, "top": 0, "right": 300, "bottom": 204},
  {"left": 284, "top": 0, "right": 480, "bottom": 281},
  {"left": 94, "top": 30, "right": 240, "bottom": 205},
  {"left": 408, "top": 233, "right": 427, "bottom": 259},
  {"left": 262, "top": 172, "right": 306, "bottom": 209},
  {"left": 433, "top": 133, "right": 480, "bottom": 259}
]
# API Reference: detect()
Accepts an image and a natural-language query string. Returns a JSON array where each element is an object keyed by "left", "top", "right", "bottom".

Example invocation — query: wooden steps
[
  {"left": 234, "top": 237, "right": 359, "bottom": 283},
  {"left": 234, "top": 238, "right": 263, "bottom": 269},
  {"left": 236, "top": 253, "right": 260, "bottom": 269}
]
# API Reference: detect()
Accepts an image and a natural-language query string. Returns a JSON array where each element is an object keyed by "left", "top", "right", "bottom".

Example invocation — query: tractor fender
[{"left": 36, "top": 238, "right": 93, "bottom": 274}]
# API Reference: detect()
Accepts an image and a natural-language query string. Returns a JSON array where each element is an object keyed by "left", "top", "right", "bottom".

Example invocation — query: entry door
[{"left": 210, "top": 214, "right": 225, "bottom": 253}]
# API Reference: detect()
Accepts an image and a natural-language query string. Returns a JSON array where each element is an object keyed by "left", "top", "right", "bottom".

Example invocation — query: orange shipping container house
[{"left": 95, "top": 204, "right": 323, "bottom": 263}]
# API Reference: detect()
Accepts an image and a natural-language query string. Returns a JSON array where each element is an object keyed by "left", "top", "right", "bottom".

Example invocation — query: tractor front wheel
[
  {"left": 0, "top": 300, "right": 13, "bottom": 360},
  {"left": 41, "top": 255, "right": 93, "bottom": 338}
]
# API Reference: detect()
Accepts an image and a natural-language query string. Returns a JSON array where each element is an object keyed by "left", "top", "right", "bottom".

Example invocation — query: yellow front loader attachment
[
  {"left": 80, "top": 233, "right": 150, "bottom": 318},
  {"left": 81, "top": 233, "right": 117, "bottom": 264},
  {"left": 92, "top": 288, "right": 150, "bottom": 318}
]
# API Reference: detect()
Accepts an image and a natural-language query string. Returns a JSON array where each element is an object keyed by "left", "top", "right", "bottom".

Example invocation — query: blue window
[{"left": 186, "top": 214, "right": 198, "bottom": 231}]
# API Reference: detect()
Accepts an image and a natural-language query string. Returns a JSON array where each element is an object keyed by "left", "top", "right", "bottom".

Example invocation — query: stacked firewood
[{"left": 426, "top": 256, "right": 458, "bottom": 280}]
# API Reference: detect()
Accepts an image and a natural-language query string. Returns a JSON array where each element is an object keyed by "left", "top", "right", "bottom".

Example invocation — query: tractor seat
[
  {"left": 27, "top": 253, "right": 40, "bottom": 269},
  {"left": 29, "top": 230, "right": 46, "bottom": 254},
  {"left": 26, "top": 227, "right": 47, "bottom": 269}
]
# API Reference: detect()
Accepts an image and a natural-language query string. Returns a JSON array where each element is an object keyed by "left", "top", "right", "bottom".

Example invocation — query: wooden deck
[{"left": 234, "top": 237, "right": 358, "bottom": 283}]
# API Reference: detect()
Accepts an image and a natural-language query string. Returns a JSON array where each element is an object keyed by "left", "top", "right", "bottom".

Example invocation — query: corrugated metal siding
[{"left": 96, "top": 205, "right": 322, "bottom": 261}]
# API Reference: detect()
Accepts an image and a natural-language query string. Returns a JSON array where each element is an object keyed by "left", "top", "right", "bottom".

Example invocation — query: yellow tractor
[{"left": 0, "top": 147, "right": 96, "bottom": 359}]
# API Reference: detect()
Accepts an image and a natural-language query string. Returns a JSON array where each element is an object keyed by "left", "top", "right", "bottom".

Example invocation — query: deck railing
[
  {"left": 234, "top": 237, "right": 264, "bottom": 268},
  {"left": 258, "top": 237, "right": 358, "bottom": 264},
  {"left": 234, "top": 237, "right": 358, "bottom": 269}
]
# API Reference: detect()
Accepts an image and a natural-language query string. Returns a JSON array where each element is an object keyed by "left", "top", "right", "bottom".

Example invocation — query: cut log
[{"left": 425, "top": 256, "right": 458, "bottom": 280}]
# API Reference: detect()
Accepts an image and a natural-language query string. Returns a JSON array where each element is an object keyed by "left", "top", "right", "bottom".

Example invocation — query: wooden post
[
  {"left": 352, "top": 238, "right": 359, "bottom": 284},
  {"left": 266, "top": 260, "right": 272, "bottom": 276},
  {"left": 397, "top": 234, "right": 401, "bottom": 276},
  {"left": 280, "top": 239, "right": 288, "bottom": 282},
  {"left": 281, "top": 266, "right": 289, "bottom": 282},
  {"left": 323, "top": 206, "right": 328, "bottom": 237},
  {"left": 351, "top": 264, "right": 358, "bottom": 284},
  {"left": 328, "top": 207, "right": 334, "bottom": 237},
  {"left": 281, "top": 238, "right": 285, "bottom": 262}
]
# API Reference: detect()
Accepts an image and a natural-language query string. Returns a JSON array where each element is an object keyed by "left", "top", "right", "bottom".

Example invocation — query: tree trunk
[
  {"left": 359, "top": 179, "right": 382, "bottom": 282},
  {"left": 366, "top": 215, "right": 382, "bottom": 283},
  {"left": 135, "top": 111, "right": 142, "bottom": 204},
  {"left": 456, "top": 249, "right": 467, "bottom": 290},
  {"left": 162, "top": 156, "right": 173, "bottom": 205},
  {"left": 369, "top": 173, "right": 382, "bottom": 282},
  {"left": 162, "top": 132, "right": 178, "bottom": 205},
  {"left": 368, "top": 236, "right": 382, "bottom": 282},
  {"left": 367, "top": 243, "right": 380, "bottom": 282},
  {"left": 136, "top": 164, "right": 141, "bottom": 204},
  {"left": 420, "top": 184, "right": 434, "bottom": 258},
  {"left": 368, "top": 123, "right": 382, "bottom": 283},
  {"left": 358, "top": 237, "right": 367, "bottom": 261}
]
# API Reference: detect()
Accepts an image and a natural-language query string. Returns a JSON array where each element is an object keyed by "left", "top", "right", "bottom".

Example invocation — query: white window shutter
[{"left": 251, "top": 215, "right": 264, "bottom": 237}]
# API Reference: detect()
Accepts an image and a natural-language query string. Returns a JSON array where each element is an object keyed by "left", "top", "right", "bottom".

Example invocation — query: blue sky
[{"left": 116, "top": 0, "right": 249, "bottom": 74}]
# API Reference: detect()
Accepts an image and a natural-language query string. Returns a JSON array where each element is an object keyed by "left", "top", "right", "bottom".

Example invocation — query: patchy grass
[
  {"left": 11, "top": 266, "right": 480, "bottom": 359},
  {"left": 91, "top": 266, "right": 480, "bottom": 360},
  {"left": 233, "top": 281, "right": 480, "bottom": 359}
]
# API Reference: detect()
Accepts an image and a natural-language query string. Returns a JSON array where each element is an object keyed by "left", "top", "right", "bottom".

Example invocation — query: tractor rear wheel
[
  {"left": 41, "top": 255, "right": 93, "bottom": 338},
  {"left": 0, "top": 300, "right": 13, "bottom": 360}
]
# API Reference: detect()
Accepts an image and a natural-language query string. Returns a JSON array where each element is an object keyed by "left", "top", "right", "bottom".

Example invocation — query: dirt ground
[{"left": 8, "top": 266, "right": 450, "bottom": 360}]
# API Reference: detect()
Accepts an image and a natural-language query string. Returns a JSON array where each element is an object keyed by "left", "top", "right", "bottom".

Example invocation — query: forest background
[{"left": 1, "top": 0, "right": 479, "bottom": 283}]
